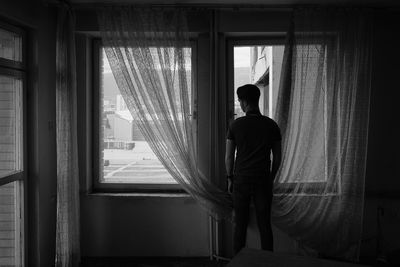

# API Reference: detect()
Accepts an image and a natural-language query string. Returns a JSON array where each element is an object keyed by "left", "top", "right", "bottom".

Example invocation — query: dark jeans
[{"left": 232, "top": 179, "right": 273, "bottom": 255}]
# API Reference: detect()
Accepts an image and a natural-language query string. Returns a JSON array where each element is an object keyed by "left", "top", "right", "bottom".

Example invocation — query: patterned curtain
[
  {"left": 273, "top": 8, "right": 373, "bottom": 261},
  {"left": 98, "top": 7, "right": 232, "bottom": 218},
  {"left": 55, "top": 5, "right": 80, "bottom": 267}
]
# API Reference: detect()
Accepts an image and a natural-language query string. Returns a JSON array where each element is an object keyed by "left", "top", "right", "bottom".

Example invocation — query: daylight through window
[
  {"left": 233, "top": 44, "right": 330, "bottom": 185},
  {"left": 233, "top": 45, "right": 284, "bottom": 120},
  {"left": 99, "top": 47, "right": 193, "bottom": 185}
]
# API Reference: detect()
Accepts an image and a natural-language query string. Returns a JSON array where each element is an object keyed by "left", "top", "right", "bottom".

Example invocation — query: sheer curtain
[
  {"left": 98, "top": 7, "right": 231, "bottom": 217},
  {"left": 272, "top": 8, "right": 373, "bottom": 260},
  {"left": 55, "top": 6, "right": 80, "bottom": 267}
]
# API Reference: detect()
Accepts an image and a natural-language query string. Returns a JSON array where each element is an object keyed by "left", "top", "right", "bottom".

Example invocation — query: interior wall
[
  {"left": 33, "top": 6, "right": 58, "bottom": 266},
  {"left": 361, "top": 10, "right": 400, "bottom": 264},
  {"left": 365, "top": 11, "right": 400, "bottom": 195},
  {"left": 0, "top": 0, "right": 38, "bottom": 26},
  {"left": 2, "top": 3, "right": 399, "bottom": 264},
  {"left": 80, "top": 196, "right": 209, "bottom": 257}
]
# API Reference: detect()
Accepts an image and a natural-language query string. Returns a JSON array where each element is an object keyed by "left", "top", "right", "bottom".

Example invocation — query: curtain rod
[
  {"left": 45, "top": 1, "right": 400, "bottom": 11},
  {"left": 69, "top": 3, "right": 295, "bottom": 10}
]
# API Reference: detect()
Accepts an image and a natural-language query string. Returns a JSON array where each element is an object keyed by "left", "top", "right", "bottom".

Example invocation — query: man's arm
[
  {"left": 225, "top": 139, "right": 236, "bottom": 193},
  {"left": 271, "top": 140, "right": 282, "bottom": 182}
]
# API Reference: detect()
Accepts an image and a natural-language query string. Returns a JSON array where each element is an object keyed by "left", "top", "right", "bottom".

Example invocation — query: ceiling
[{"left": 67, "top": 0, "right": 400, "bottom": 7}]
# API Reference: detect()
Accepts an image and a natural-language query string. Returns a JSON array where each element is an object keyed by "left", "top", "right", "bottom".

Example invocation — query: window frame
[
  {"left": 0, "top": 67, "right": 26, "bottom": 185},
  {"left": 0, "top": 19, "right": 27, "bottom": 267},
  {"left": 227, "top": 36, "right": 341, "bottom": 196},
  {"left": 91, "top": 38, "right": 198, "bottom": 193},
  {"left": 0, "top": 21, "right": 26, "bottom": 71},
  {"left": 274, "top": 39, "right": 341, "bottom": 196}
]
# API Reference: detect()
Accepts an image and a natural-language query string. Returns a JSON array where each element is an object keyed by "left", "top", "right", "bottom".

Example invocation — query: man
[{"left": 225, "top": 84, "right": 282, "bottom": 255}]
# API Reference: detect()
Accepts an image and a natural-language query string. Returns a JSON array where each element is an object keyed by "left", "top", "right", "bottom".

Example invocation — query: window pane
[
  {"left": 234, "top": 45, "right": 284, "bottom": 119},
  {"left": 0, "top": 75, "right": 23, "bottom": 179},
  {"left": 289, "top": 44, "right": 327, "bottom": 183},
  {"left": 0, "top": 181, "right": 23, "bottom": 267},
  {"left": 100, "top": 48, "right": 193, "bottom": 184},
  {"left": 0, "top": 28, "right": 22, "bottom": 62}
]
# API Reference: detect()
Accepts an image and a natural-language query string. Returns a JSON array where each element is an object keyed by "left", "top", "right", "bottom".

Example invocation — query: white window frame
[{"left": 92, "top": 39, "right": 197, "bottom": 193}]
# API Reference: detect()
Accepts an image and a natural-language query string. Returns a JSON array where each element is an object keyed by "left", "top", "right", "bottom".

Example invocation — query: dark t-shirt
[{"left": 227, "top": 110, "right": 281, "bottom": 180}]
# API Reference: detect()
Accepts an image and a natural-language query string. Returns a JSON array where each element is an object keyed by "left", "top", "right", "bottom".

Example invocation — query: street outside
[{"left": 102, "top": 141, "right": 177, "bottom": 184}]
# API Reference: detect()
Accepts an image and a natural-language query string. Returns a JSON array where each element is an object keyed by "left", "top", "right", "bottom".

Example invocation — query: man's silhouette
[{"left": 225, "top": 84, "right": 282, "bottom": 255}]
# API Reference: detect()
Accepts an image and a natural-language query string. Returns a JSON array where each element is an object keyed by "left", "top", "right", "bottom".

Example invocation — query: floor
[
  {"left": 80, "top": 257, "right": 228, "bottom": 267},
  {"left": 80, "top": 255, "right": 400, "bottom": 267}
]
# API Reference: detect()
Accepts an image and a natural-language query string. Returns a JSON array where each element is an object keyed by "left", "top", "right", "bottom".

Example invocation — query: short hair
[{"left": 236, "top": 84, "right": 260, "bottom": 105}]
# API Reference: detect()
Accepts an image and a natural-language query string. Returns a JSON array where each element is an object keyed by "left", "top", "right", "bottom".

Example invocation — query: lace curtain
[
  {"left": 55, "top": 6, "right": 80, "bottom": 267},
  {"left": 98, "top": 7, "right": 231, "bottom": 217},
  {"left": 272, "top": 8, "right": 373, "bottom": 260}
]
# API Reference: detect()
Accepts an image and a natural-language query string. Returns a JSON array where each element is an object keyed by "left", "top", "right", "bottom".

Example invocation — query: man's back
[
  {"left": 227, "top": 111, "right": 281, "bottom": 178},
  {"left": 226, "top": 84, "right": 282, "bottom": 254}
]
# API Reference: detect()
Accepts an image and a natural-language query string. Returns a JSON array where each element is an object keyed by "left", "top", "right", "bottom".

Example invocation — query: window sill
[
  {"left": 84, "top": 192, "right": 191, "bottom": 198},
  {"left": 273, "top": 193, "right": 341, "bottom": 197}
]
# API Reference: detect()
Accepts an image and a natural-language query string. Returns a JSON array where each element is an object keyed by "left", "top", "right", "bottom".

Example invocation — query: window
[
  {"left": 281, "top": 41, "right": 341, "bottom": 194},
  {"left": 92, "top": 40, "right": 196, "bottom": 192},
  {"left": 0, "top": 21, "right": 26, "bottom": 267},
  {"left": 289, "top": 43, "right": 329, "bottom": 185},
  {"left": 228, "top": 38, "right": 339, "bottom": 194}
]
